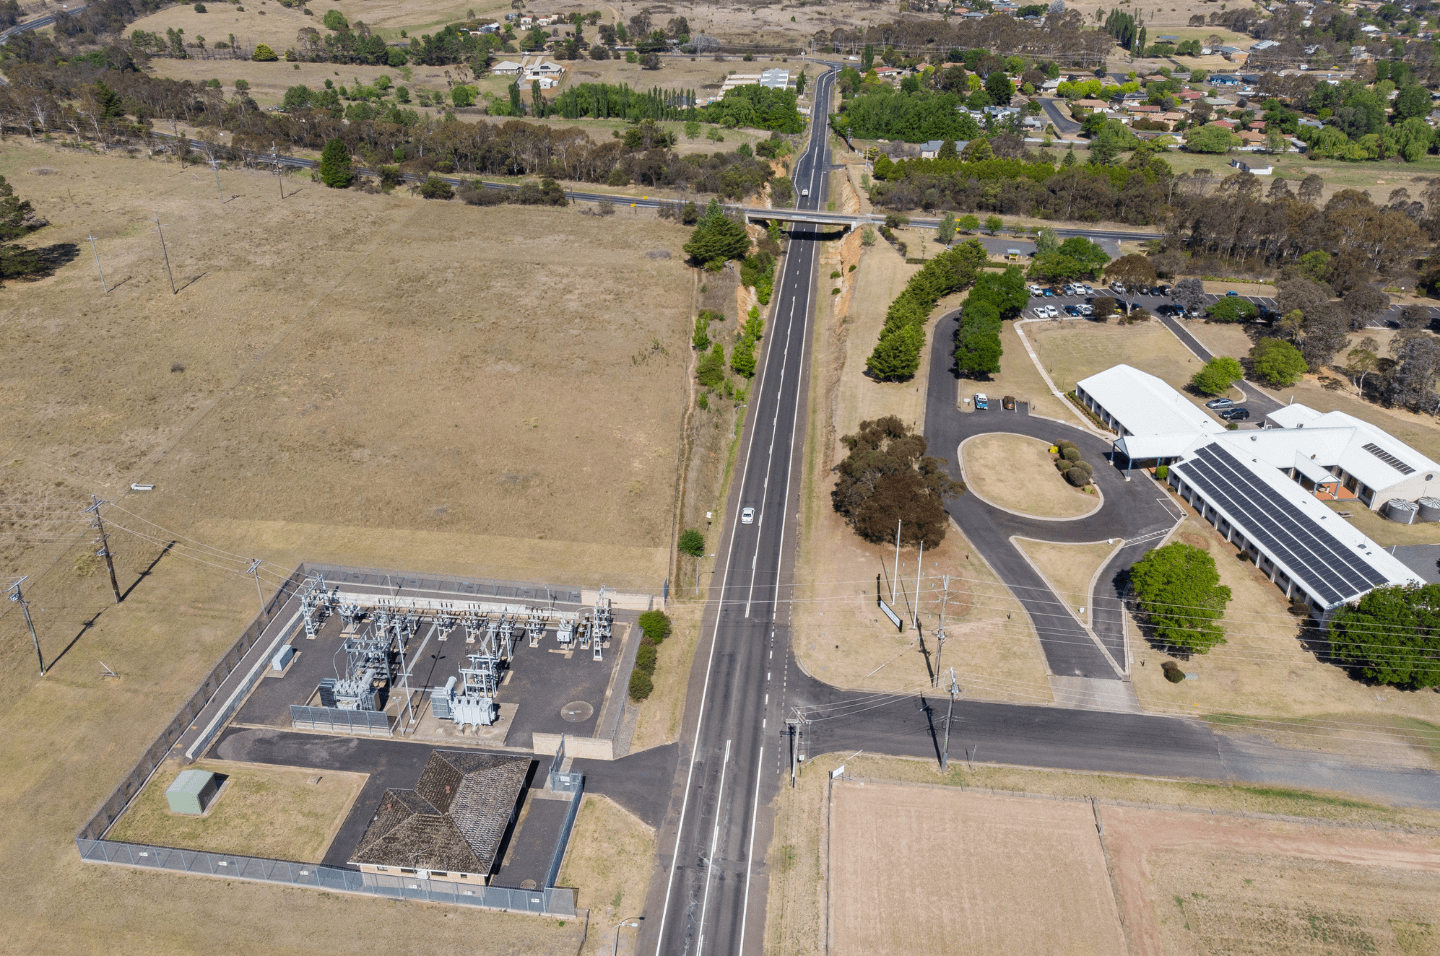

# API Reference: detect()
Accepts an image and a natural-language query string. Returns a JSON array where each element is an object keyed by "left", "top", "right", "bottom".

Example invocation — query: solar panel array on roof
[
  {"left": 1362, "top": 442, "right": 1416, "bottom": 475},
  {"left": 1175, "top": 443, "right": 1389, "bottom": 607}
]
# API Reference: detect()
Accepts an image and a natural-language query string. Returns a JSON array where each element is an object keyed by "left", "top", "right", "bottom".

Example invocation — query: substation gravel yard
[{"left": 0, "top": 140, "right": 695, "bottom": 954}]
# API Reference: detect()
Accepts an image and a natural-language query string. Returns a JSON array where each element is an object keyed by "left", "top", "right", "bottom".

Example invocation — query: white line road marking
[
  {"left": 653, "top": 70, "right": 831, "bottom": 956},
  {"left": 735, "top": 744, "right": 766, "bottom": 956},
  {"left": 694, "top": 738, "right": 733, "bottom": 956}
]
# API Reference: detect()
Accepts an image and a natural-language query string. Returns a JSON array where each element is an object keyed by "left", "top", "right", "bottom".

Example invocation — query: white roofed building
[{"left": 1078, "top": 365, "right": 1432, "bottom": 615}]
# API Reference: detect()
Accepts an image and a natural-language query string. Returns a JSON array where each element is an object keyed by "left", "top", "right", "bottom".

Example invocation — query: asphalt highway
[{"left": 642, "top": 65, "right": 835, "bottom": 956}]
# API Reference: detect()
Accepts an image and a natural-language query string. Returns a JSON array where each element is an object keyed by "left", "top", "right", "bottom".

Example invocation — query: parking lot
[
  {"left": 1024, "top": 282, "right": 1278, "bottom": 321},
  {"left": 1024, "top": 282, "right": 1440, "bottom": 329}
]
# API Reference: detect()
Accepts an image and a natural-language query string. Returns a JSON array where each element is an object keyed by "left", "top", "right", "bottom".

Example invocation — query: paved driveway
[{"left": 923, "top": 312, "right": 1179, "bottom": 679}]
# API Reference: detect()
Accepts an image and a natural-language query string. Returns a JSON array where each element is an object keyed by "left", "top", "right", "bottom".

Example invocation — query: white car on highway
[{"left": 741, "top": 507, "right": 756, "bottom": 525}]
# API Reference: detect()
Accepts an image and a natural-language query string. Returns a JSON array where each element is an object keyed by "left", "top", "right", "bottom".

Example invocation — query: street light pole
[{"left": 611, "top": 916, "right": 643, "bottom": 956}]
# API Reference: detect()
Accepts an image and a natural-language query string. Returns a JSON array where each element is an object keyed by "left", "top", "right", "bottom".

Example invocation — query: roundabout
[{"left": 959, "top": 433, "right": 1103, "bottom": 521}]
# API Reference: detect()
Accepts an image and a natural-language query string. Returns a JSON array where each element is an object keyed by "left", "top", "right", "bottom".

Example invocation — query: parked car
[
  {"left": 1158, "top": 285, "right": 1171, "bottom": 296},
  {"left": 1155, "top": 304, "right": 1182, "bottom": 316},
  {"left": 1082, "top": 285, "right": 1095, "bottom": 295},
  {"left": 741, "top": 506, "right": 756, "bottom": 524},
  {"left": 1206, "top": 397, "right": 1236, "bottom": 409},
  {"left": 1002, "top": 395, "right": 1016, "bottom": 410},
  {"left": 1226, "top": 290, "right": 1239, "bottom": 297},
  {"left": 1220, "top": 407, "right": 1250, "bottom": 421},
  {"left": 1042, "top": 288, "right": 1054, "bottom": 297},
  {"left": 974, "top": 392, "right": 989, "bottom": 410},
  {"left": 1080, "top": 304, "right": 1094, "bottom": 316},
  {"left": 1064, "top": 305, "right": 1081, "bottom": 316}
]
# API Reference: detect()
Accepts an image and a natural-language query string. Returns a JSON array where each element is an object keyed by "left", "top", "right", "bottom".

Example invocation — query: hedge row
[
  {"left": 627, "top": 610, "right": 673, "bottom": 701},
  {"left": 953, "top": 265, "right": 1027, "bottom": 377},
  {"left": 865, "top": 240, "right": 989, "bottom": 381}
]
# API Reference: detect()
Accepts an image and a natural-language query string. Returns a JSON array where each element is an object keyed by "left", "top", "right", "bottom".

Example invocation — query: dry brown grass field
[
  {"left": 107, "top": 758, "right": 365, "bottom": 862},
  {"left": 0, "top": 138, "right": 695, "bottom": 953},
  {"left": 1129, "top": 510, "right": 1440, "bottom": 765},
  {"left": 791, "top": 223, "right": 1051, "bottom": 702},
  {"left": 765, "top": 753, "right": 1440, "bottom": 956},
  {"left": 1031, "top": 317, "right": 1207, "bottom": 401},
  {"left": 829, "top": 781, "right": 1127, "bottom": 956},
  {"left": 1102, "top": 804, "right": 1440, "bottom": 956},
  {"left": 1013, "top": 537, "right": 1122, "bottom": 625},
  {"left": 558, "top": 793, "right": 656, "bottom": 956},
  {"left": 961, "top": 431, "right": 1100, "bottom": 518}
]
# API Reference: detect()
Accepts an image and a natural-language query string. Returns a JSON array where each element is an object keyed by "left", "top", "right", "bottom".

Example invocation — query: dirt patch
[
  {"left": 1101, "top": 803, "right": 1440, "bottom": 956},
  {"left": 1013, "top": 537, "right": 1122, "bottom": 625},
  {"left": 829, "top": 781, "right": 1126, "bottom": 956},
  {"left": 961, "top": 432, "right": 1099, "bottom": 519},
  {"left": 107, "top": 759, "right": 365, "bottom": 863}
]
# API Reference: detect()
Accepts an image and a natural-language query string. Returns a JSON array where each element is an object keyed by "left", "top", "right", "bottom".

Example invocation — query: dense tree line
[
  {"left": 1328, "top": 584, "right": 1440, "bottom": 689},
  {"left": 831, "top": 417, "right": 963, "bottom": 551},
  {"left": 814, "top": 11, "right": 1111, "bottom": 65},
  {"left": 867, "top": 240, "right": 988, "bottom": 380},
  {"left": 0, "top": 60, "right": 778, "bottom": 197},
  {"left": 831, "top": 84, "right": 980, "bottom": 143},
  {"left": 549, "top": 83, "right": 697, "bottom": 122},
  {"left": 953, "top": 266, "right": 1026, "bottom": 378}
]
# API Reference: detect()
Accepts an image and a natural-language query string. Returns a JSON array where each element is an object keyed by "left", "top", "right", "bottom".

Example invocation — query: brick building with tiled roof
[{"left": 349, "top": 750, "right": 530, "bottom": 884}]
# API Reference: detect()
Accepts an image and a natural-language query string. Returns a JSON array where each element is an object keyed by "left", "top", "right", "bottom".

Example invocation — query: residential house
[{"left": 919, "top": 140, "right": 946, "bottom": 158}]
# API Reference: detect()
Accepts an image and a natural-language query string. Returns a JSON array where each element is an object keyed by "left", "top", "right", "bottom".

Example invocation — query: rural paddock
[
  {"left": 828, "top": 781, "right": 1127, "bottom": 955},
  {"left": 826, "top": 778, "right": 1440, "bottom": 956}
]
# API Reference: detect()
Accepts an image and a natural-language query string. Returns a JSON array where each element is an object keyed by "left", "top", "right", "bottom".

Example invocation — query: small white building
[{"left": 492, "top": 60, "right": 524, "bottom": 75}]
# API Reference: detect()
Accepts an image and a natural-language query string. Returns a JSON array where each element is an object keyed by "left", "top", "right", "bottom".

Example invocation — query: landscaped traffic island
[{"left": 959, "top": 433, "right": 1100, "bottom": 519}]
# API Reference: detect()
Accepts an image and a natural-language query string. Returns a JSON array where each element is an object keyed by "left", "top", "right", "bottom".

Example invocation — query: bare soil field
[
  {"left": 961, "top": 432, "right": 1099, "bottom": 519},
  {"left": 1129, "top": 510, "right": 1440, "bottom": 764},
  {"left": 108, "top": 758, "right": 365, "bottom": 862},
  {"left": 829, "top": 781, "right": 1127, "bottom": 956},
  {"left": 0, "top": 139, "right": 693, "bottom": 953},
  {"left": 791, "top": 222, "right": 1050, "bottom": 702},
  {"left": 558, "top": 793, "right": 656, "bottom": 956},
  {"left": 1101, "top": 803, "right": 1440, "bottom": 956},
  {"left": 1013, "top": 537, "right": 1122, "bottom": 625}
]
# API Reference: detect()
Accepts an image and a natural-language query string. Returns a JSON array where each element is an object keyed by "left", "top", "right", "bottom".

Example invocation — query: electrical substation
[
  {"left": 231, "top": 570, "right": 636, "bottom": 752},
  {"left": 83, "top": 565, "right": 658, "bottom": 914}
]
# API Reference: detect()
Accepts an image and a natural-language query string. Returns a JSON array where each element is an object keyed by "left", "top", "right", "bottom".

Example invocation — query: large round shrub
[
  {"left": 1062, "top": 445, "right": 1082, "bottom": 463},
  {"left": 1162, "top": 661, "right": 1186, "bottom": 683},
  {"left": 1065, "top": 467, "right": 1092, "bottom": 487},
  {"left": 1076, "top": 460, "right": 1094, "bottom": 476}
]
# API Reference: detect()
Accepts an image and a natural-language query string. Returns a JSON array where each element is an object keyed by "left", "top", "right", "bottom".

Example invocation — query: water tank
[
  {"left": 1385, "top": 498, "right": 1419, "bottom": 524},
  {"left": 1417, "top": 497, "right": 1440, "bottom": 522}
]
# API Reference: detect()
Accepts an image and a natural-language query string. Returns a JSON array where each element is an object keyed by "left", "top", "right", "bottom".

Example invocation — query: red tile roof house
[
  {"left": 1250, "top": 121, "right": 1267, "bottom": 130},
  {"left": 1177, "top": 89, "right": 1206, "bottom": 101},
  {"left": 1125, "top": 103, "right": 1162, "bottom": 113},
  {"left": 1213, "top": 119, "right": 1237, "bottom": 129}
]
